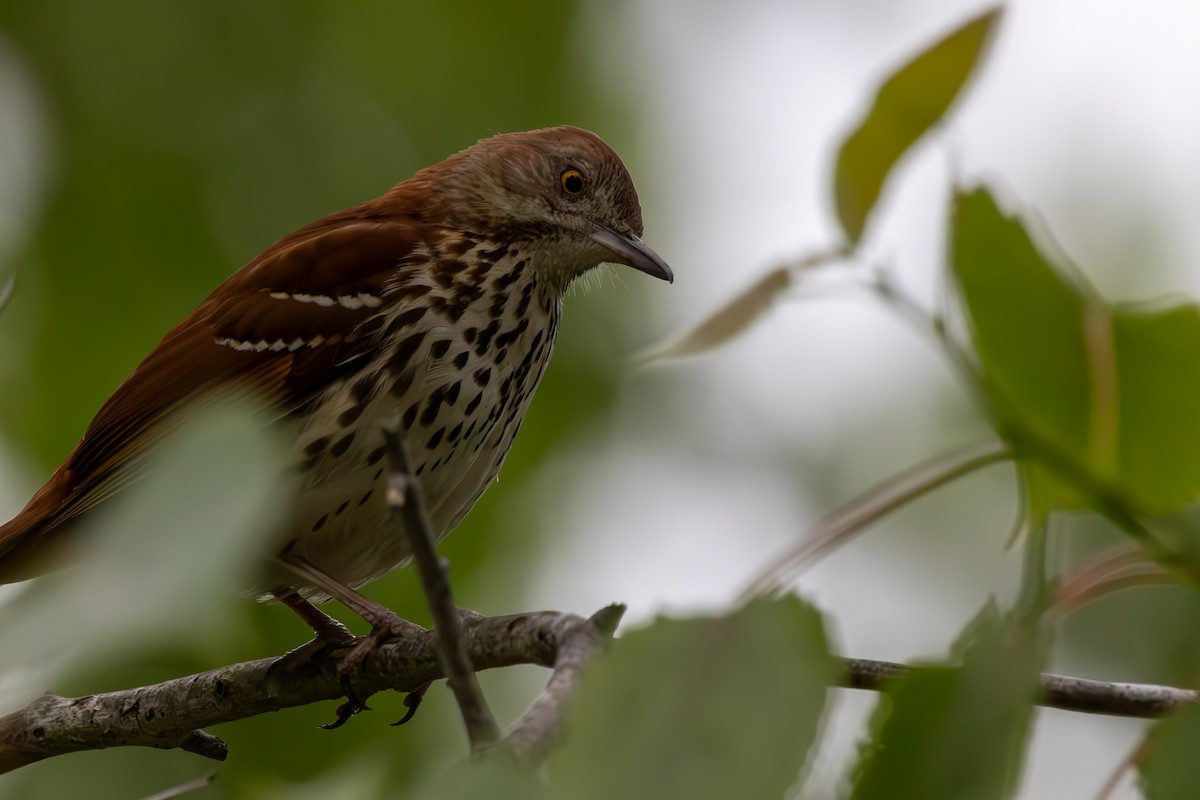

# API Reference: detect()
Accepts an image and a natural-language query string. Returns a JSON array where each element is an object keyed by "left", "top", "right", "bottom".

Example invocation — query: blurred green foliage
[
  {"left": 0, "top": 1, "right": 658, "bottom": 798},
  {"left": 850, "top": 605, "right": 1043, "bottom": 800},
  {"left": 548, "top": 597, "right": 834, "bottom": 800}
]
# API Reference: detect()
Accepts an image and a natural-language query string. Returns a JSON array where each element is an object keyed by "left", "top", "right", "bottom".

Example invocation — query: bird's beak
[{"left": 590, "top": 224, "right": 674, "bottom": 283}]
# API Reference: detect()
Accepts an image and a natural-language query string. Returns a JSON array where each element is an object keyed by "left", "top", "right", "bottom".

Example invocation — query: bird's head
[{"left": 413, "top": 125, "right": 673, "bottom": 289}]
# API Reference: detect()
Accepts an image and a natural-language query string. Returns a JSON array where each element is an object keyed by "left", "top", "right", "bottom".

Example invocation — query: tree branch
[
  {"left": 2, "top": 612, "right": 1193, "bottom": 776},
  {"left": 0, "top": 607, "right": 616, "bottom": 774},
  {"left": 840, "top": 657, "right": 1200, "bottom": 717}
]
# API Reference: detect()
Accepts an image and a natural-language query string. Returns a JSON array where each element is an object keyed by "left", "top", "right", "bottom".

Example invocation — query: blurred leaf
[
  {"left": 952, "top": 188, "right": 1200, "bottom": 519},
  {"left": 1111, "top": 306, "right": 1200, "bottom": 514},
  {"left": 638, "top": 266, "right": 791, "bottom": 365},
  {"left": 834, "top": 8, "right": 1000, "bottom": 243},
  {"left": 0, "top": 402, "right": 287, "bottom": 683},
  {"left": 1140, "top": 705, "right": 1200, "bottom": 799},
  {"left": 950, "top": 188, "right": 1092, "bottom": 514},
  {"left": 849, "top": 606, "right": 1043, "bottom": 800},
  {"left": 549, "top": 596, "right": 834, "bottom": 800}
]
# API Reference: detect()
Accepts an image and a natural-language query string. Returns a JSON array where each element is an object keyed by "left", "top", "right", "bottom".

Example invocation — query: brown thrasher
[{"left": 0, "top": 125, "right": 671, "bottom": 655}]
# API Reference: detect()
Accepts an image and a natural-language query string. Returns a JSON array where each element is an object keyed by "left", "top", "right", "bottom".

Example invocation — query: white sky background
[{"left": 498, "top": 1, "right": 1200, "bottom": 798}]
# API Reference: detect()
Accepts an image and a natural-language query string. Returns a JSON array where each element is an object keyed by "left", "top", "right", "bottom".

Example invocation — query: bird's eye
[{"left": 560, "top": 168, "right": 586, "bottom": 196}]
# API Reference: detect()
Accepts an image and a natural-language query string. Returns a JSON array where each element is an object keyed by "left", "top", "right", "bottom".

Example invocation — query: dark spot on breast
[
  {"left": 515, "top": 292, "right": 531, "bottom": 318},
  {"left": 359, "top": 489, "right": 374, "bottom": 505},
  {"left": 431, "top": 339, "right": 451, "bottom": 358},
  {"left": 517, "top": 344, "right": 538, "bottom": 374},
  {"left": 386, "top": 306, "right": 427, "bottom": 337},
  {"left": 495, "top": 318, "right": 529, "bottom": 350},
  {"left": 415, "top": 463, "right": 425, "bottom": 476},
  {"left": 448, "top": 422, "right": 463, "bottom": 442},
  {"left": 464, "top": 420, "right": 477, "bottom": 439},
  {"left": 433, "top": 268, "right": 456, "bottom": 289},
  {"left": 465, "top": 391, "right": 482, "bottom": 415},
  {"left": 453, "top": 351, "right": 469, "bottom": 370},
  {"left": 438, "top": 255, "right": 468, "bottom": 273},
  {"left": 441, "top": 300, "right": 468, "bottom": 323},
  {"left": 473, "top": 366, "right": 491, "bottom": 387},
  {"left": 330, "top": 433, "right": 355, "bottom": 457},
  {"left": 390, "top": 370, "right": 414, "bottom": 398},
  {"left": 373, "top": 468, "right": 384, "bottom": 481},
  {"left": 336, "top": 500, "right": 349, "bottom": 516},
  {"left": 474, "top": 321, "right": 501, "bottom": 355},
  {"left": 366, "top": 445, "right": 386, "bottom": 466},
  {"left": 304, "top": 435, "right": 332, "bottom": 456},
  {"left": 402, "top": 402, "right": 419, "bottom": 430},
  {"left": 464, "top": 327, "right": 478, "bottom": 344},
  {"left": 350, "top": 374, "right": 378, "bottom": 403},
  {"left": 488, "top": 295, "right": 507, "bottom": 318},
  {"left": 483, "top": 243, "right": 510, "bottom": 261},
  {"left": 311, "top": 514, "right": 329, "bottom": 532},
  {"left": 427, "top": 427, "right": 445, "bottom": 449},
  {"left": 493, "top": 348, "right": 508, "bottom": 364},
  {"left": 388, "top": 330, "right": 427, "bottom": 374},
  {"left": 495, "top": 259, "right": 526, "bottom": 288},
  {"left": 446, "top": 380, "right": 461, "bottom": 405},
  {"left": 421, "top": 387, "right": 446, "bottom": 426},
  {"left": 338, "top": 404, "right": 366, "bottom": 426}
]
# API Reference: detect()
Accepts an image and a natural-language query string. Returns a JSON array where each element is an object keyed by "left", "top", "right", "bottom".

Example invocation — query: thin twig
[
  {"left": 840, "top": 657, "right": 1200, "bottom": 718},
  {"left": 381, "top": 428, "right": 501, "bottom": 750},
  {"left": 740, "top": 439, "right": 1012, "bottom": 600}
]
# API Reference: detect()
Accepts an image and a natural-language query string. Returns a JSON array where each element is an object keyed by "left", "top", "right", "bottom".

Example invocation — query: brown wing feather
[{"left": 0, "top": 206, "right": 425, "bottom": 581}]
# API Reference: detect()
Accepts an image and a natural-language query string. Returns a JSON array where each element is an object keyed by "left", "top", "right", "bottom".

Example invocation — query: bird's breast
[{"left": 273, "top": 240, "right": 562, "bottom": 597}]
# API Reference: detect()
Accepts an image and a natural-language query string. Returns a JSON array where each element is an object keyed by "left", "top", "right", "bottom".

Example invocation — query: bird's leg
[
  {"left": 277, "top": 553, "right": 425, "bottom": 675},
  {"left": 271, "top": 591, "right": 357, "bottom": 671}
]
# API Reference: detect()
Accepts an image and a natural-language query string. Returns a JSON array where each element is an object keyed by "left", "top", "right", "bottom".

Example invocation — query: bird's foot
[
  {"left": 392, "top": 680, "right": 433, "bottom": 726},
  {"left": 337, "top": 607, "right": 419, "bottom": 678}
]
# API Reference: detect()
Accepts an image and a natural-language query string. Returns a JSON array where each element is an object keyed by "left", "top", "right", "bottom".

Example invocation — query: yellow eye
[{"left": 560, "top": 168, "right": 586, "bottom": 196}]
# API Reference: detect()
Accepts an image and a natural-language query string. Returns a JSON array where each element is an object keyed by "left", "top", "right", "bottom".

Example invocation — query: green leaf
[
  {"left": 549, "top": 596, "right": 834, "bottom": 800},
  {"left": 952, "top": 188, "right": 1200, "bottom": 519},
  {"left": 834, "top": 8, "right": 1001, "bottom": 243},
  {"left": 950, "top": 188, "right": 1093, "bottom": 513},
  {"left": 0, "top": 402, "right": 288, "bottom": 679},
  {"left": 850, "top": 607, "right": 1043, "bottom": 800},
  {"left": 1140, "top": 705, "right": 1200, "bottom": 799},
  {"left": 1112, "top": 305, "right": 1200, "bottom": 514}
]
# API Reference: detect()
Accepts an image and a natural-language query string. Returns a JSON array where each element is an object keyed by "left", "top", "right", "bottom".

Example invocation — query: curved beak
[{"left": 590, "top": 224, "right": 674, "bottom": 283}]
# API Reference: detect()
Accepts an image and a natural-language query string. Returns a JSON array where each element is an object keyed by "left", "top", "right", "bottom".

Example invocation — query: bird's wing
[{"left": 0, "top": 212, "right": 429, "bottom": 565}]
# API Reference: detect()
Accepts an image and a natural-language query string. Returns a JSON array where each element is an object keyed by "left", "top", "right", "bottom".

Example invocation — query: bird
[{"left": 0, "top": 125, "right": 672, "bottom": 659}]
